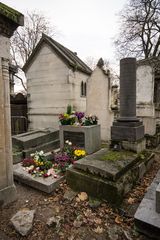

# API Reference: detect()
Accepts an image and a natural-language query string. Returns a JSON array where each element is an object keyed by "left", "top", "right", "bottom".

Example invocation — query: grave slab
[
  {"left": 134, "top": 170, "right": 160, "bottom": 240},
  {"left": 67, "top": 149, "right": 154, "bottom": 205},
  {"left": 13, "top": 163, "right": 64, "bottom": 193},
  {"left": 74, "top": 148, "right": 153, "bottom": 181},
  {"left": 12, "top": 128, "right": 59, "bottom": 150}
]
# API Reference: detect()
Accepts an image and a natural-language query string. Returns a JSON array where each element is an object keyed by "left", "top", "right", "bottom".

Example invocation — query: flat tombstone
[{"left": 0, "top": 3, "right": 24, "bottom": 206}]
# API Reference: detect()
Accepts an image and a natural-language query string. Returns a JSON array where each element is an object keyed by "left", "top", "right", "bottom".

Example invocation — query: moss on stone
[
  {"left": 100, "top": 150, "right": 137, "bottom": 161},
  {"left": 0, "top": 2, "right": 23, "bottom": 25}
]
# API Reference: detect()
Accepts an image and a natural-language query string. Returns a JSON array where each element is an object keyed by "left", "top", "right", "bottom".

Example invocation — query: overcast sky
[{"left": 3, "top": 0, "right": 127, "bottom": 69}]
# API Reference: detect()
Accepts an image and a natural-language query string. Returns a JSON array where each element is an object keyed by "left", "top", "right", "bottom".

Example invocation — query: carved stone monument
[
  {"left": 0, "top": 3, "right": 24, "bottom": 206},
  {"left": 111, "top": 58, "right": 145, "bottom": 152}
]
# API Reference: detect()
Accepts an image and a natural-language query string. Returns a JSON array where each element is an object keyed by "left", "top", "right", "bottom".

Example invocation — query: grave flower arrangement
[
  {"left": 54, "top": 140, "right": 86, "bottom": 172},
  {"left": 59, "top": 105, "right": 98, "bottom": 126},
  {"left": 22, "top": 141, "right": 86, "bottom": 177},
  {"left": 22, "top": 150, "right": 56, "bottom": 178}
]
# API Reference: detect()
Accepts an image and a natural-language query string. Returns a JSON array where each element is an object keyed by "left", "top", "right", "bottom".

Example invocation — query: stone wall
[
  {"left": 26, "top": 43, "right": 88, "bottom": 130},
  {"left": 136, "top": 64, "right": 156, "bottom": 135},
  {"left": 86, "top": 66, "right": 114, "bottom": 141},
  {"left": 68, "top": 70, "right": 88, "bottom": 112}
]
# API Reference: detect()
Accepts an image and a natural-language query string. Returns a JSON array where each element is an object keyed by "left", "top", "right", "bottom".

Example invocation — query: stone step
[
  {"left": 22, "top": 139, "right": 60, "bottom": 158},
  {"left": 12, "top": 128, "right": 59, "bottom": 150}
]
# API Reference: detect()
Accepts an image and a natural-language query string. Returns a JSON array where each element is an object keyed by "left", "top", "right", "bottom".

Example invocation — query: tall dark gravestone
[{"left": 111, "top": 58, "right": 145, "bottom": 151}]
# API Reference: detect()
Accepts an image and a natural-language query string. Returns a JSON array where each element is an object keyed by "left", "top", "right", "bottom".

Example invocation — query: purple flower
[
  {"left": 75, "top": 112, "right": 84, "bottom": 120},
  {"left": 55, "top": 153, "right": 70, "bottom": 163}
]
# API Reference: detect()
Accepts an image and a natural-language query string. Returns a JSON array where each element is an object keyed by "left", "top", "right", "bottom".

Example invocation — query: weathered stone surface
[
  {"left": 11, "top": 209, "right": 35, "bottom": 236},
  {"left": 0, "top": 184, "right": 17, "bottom": 207},
  {"left": 111, "top": 58, "right": 145, "bottom": 143},
  {"left": 86, "top": 64, "right": 114, "bottom": 141},
  {"left": 60, "top": 125, "right": 101, "bottom": 154},
  {"left": 156, "top": 183, "right": 160, "bottom": 213},
  {"left": 134, "top": 169, "right": 160, "bottom": 239},
  {"left": 63, "top": 189, "right": 77, "bottom": 201},
  {"left": 67, "top": 150, "right": 154, "bottom": 205},
  {"left": 122, "top": 138, "right": 146, "bottom": 153},
  {"left": 111, "top": 124, "right": 144, "bottom": 142},
  {"left": 0, "top": 3, "right": 24, "bottom": 38},
  {"left": 12, "top": 128, "right": 59, "bottom": 150},
  {"left": 0, "top": 4, "right": 23, "bottom": 206},
  {"left": 13, "top": 163, "right": 64, "bottom": 193},
  {"left": 67, "top": 167, "right": 134, "bottom": 206},
  {"left": 22, "top": 139, "right": 59, "bottom": 157},
  {"left": 13, "top": 151, "right": 22, "bottom": 164},
  {"left": 74, "top": 148, "right": 149, "bottom": 181}
]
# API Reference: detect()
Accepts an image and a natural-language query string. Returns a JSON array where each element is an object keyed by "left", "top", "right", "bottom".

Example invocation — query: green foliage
[{"left": 67, "top": 105, "right": 72, "bottom": 115}]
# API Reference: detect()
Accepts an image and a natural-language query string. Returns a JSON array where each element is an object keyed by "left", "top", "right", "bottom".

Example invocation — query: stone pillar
[
  {"left": 119, "top": 58, "right": 138, "bottom": 122},
  {"left": 111, "top": 58, "right": 145, "bottom": 152},
  {"left": 0, "top": 3, "right": 24, "bottom": 206}
]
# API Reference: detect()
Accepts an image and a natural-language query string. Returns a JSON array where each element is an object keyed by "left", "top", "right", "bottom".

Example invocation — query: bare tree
[
  {"left": 84, "top": 56, "right": 119, "bottom": 85},
  {"left": 114, "top": 0, "right": 160, "bottom": 59},
  {"left": 10, "top": 10, "right": 57, "bottom": 91},
  {"left": 11, "top": 10, "right": 57, "bottom": 67}
]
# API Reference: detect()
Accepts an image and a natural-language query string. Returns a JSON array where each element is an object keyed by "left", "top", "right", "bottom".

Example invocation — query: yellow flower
[
  {"left": 64, "top": 113, "right": 69, "bottom": 118},
  {"left": 74, "top": 149, "right": 86, "bottom": 157}
]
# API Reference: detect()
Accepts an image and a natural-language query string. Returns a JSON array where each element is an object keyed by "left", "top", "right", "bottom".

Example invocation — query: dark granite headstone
[{"left": 111, "top": 58, "right": 144, "bottom": 142}]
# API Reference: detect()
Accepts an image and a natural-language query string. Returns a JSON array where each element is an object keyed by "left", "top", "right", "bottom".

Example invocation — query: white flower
[
  {"left": 34, "top": 155, "right": 39, "bottom": 160},
  {"left": 68, "top": 142, "right": 72, "bottom": 146},
  {"left": 65, "top": 140, "right": 69, "bottom": 144},
  {"left": 30, "top": 153, "right": 34, "bottom": 157},
  {"left": 28, "top": 165, "right": 34, "bottom": 170},
  {"left": 39, "top": 150, "right": 44, "bottom": 156}
]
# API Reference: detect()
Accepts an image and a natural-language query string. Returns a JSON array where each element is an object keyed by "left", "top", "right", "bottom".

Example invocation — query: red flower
[{"left": 43, "top": 173, "right": 48, "bottom": 178}]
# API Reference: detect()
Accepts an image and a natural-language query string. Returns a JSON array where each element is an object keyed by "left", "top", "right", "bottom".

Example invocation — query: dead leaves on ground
[
  {"left": 114, "top": 215, "right": 123, "bottom": 224},
  {"left": 77, "top": 192, "right": 88, "bottom": 201}
]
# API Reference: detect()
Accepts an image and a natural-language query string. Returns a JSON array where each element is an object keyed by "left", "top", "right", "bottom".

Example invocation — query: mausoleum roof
[{"left": 23, "top": 33, "right": 92, "bottom": 75}]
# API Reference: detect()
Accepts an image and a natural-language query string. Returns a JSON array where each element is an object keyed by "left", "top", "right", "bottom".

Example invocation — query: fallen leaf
[
  {"left": 115, "top": 215, "right": 123, "bottom": 224},
  {"left": 93, "top": 226, "right": 103, "bottom": 234},
  {"left": 94, "top": 218, "right": 102, "bottom": 225},
  {"left": 73, "top": 220, "right": 82, "bottom": 228},
  {"left": 128, "top": 197, "right": 135, "bottom": 204},
  {"left": 76, "top": 197, "right": 81, "bottom": 202},
  {"left": 78, "top": 192, "right": 88, "bottom": 201}
]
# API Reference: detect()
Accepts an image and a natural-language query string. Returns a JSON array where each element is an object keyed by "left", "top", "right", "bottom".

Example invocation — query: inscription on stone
[{"left": 64, "top": 131, "right": 85, "bottom": 148}]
